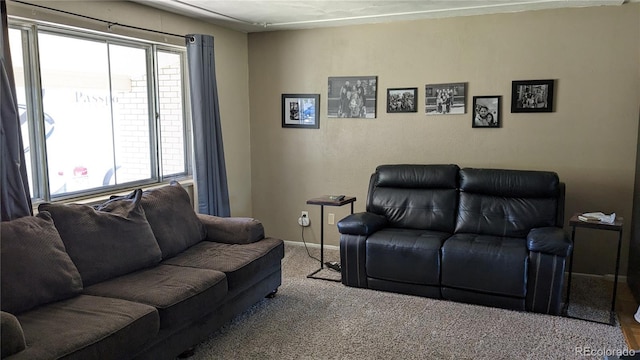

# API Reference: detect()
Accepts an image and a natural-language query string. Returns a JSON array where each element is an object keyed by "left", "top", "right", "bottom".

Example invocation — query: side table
[
  {"left": 564, "top": 213, "right": 623, "bottom": 325},
  {"left": 305, "top": 195, "right": 356, "bottom": 282}
]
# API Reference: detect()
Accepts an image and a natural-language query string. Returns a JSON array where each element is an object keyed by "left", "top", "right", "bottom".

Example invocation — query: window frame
[{"left": 8, "top": 19, "right": 192, "bottom": 204}]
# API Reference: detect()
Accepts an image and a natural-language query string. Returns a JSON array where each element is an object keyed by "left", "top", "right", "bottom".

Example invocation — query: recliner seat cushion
[
  {"left": 441, "top": 233, "right": 528, "bottom": 298},
  {"left": 162, "top": 238, "right": 284, "bottom": 293},
  {"left": 83, "top": 265, "right": 227, "bottom": 330},
  {"left": 15, "top": 295, "right": 158, "bottom": 360},
  {"left": 366, "top": 228, "right": 449, "bottom": 285}
]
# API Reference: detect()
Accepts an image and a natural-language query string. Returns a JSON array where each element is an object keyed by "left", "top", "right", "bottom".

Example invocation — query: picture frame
[
  {"left": 425, "top": 82, "right": 466, "bottom": 115},
  {"left": 327, "top": 76, "right": 378, "bottom": 118},
  {"left": 387, "top": 87, "right": 417, "bottom": 113},
  {"left": 511, "top": 79, "right": 554, "bottom": 113},
  {"left": 472, "top": 96, "right": 501, "bottom": 128},
  {"left": 282, "top": 94, "right": 320, "bottom": 129}
]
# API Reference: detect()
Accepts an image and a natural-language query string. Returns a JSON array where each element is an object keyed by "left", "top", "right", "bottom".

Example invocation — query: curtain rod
[{"left": 11, "top": 0, "right": 189, "bottom": 40}]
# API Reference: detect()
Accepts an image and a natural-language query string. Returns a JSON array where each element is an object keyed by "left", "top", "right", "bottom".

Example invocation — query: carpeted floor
[
  {"left": 565, "top": 272, "right": 617, "bottom": 325},
  {"left": 190, "top": 243, "right": 628, "bottom": 359}
]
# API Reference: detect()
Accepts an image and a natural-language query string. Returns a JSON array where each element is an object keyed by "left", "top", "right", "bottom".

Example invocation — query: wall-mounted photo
[
  {"left": 327, "top": 76, "right": 377, "bottom": 118},
  {"left": 425, "top": 82, "right": 466, "bottom": 115},
  {"left": 282, "top": 94, "right": 320, "bottom": 129},
  {"left": 472, "top": 96, "right": 501, "bottom": 128},
  {"left": 387, "top": 87, "right": 417, "bottom": 113},
  {"left": 511, "top": 79, "right": 554, "bottom": 113}
]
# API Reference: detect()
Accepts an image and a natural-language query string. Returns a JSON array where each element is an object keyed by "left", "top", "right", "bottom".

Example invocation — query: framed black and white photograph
[
  {"left": 511, "top": 79, "right": 554, "bottom": 113},
  {"left": 387, "top": 87, "right": 417, "bottom": 113},
  {"left": 425, "top": 82, "right": 466, "bottom": 115},
  {"left": 472, "top": 96, "right": 501, "bottom": 128},
  {"left": 282, "top": 94, "right": 320, "bottom": 129},
  {"left": 327, "top": 76, "right": 377, "bottom": 118}
]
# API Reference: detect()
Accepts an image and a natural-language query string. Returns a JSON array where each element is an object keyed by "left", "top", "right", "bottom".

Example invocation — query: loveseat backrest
[
  {"left": 366, "top": 164, "right": 459, "bottom": 232},
  {"left": 455, "top": 168, "right": 563, "bottom": 238}
]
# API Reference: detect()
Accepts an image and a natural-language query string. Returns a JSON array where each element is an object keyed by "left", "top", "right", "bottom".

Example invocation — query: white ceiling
[{"left": 134, "top": 0, "right": 631, "bottom": 33}]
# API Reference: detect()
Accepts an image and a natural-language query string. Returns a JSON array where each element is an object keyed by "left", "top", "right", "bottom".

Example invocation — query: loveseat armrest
[
  {"left": 527, "top": 227, "right": 572, "bottom": 257},
  {"left": 1, "top": 311, "right": 26, "bottom": 358},
  {"left": 197, "top": 214, "right": 265, "bottom": 244},
  {"left": 337, "top": 212, "right": 388, "bottom": 236}
]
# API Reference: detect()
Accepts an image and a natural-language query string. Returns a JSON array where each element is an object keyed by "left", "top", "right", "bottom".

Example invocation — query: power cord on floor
[{"left": 301, "top": 225, "right": 321, "bottom": 263}]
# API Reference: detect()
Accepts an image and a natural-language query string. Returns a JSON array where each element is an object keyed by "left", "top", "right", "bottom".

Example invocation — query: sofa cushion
[
  {"left": 1, "top": 311, "right": 26, "bottom": 358},
  {"left": 455, "top": 168, "right": 560, "bottom": 237},
  {"left": 39, "top": 189, "right": 162, "bottom": 286},
  {"left": 373, "top": 164, "right": 460, "bottom": 189},
  {"left": 135, "top": 182, "right": 207, "bottom": 259},
  {"left": 441, "top": 233, "right": 528, "bottom": 298},
  {"left": 367, "top": 164, "right": 459, "bottom": 232},
  {"left": 162, "top": 238, "right": 284, "bottom": 294},
  {"left": 197, "top": 214, "right": 264, "bottom": 244},
  {"left": 366, "top": 228, "right": 448, "bottom": 286},
  {"left": 458, "top": 168, "right": 560, "bottom": 197},
  {"left": 15, "top": 295, "right": 158, "bottom": 360},
  {"left": 84, "top": 265, "right": 227, "bottom": 330},
  {"left": 1, "top": 212, "right": 83, "bottom": 314}
]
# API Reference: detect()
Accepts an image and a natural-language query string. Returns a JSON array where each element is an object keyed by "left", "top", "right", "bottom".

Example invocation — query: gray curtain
[
  {"left": 1, "top": 0, "right": 32, "bottom": 221},
  {"left": 185, "top": 34, "right": 230, "bottom": 216}
]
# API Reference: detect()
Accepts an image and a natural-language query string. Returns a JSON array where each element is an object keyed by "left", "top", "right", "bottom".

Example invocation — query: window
[
  {"left": 9, "top": 23, "right": 191, "bottom": 202},
  {"left": 157, "top": 50, "right": 188, "bottom": 177}
]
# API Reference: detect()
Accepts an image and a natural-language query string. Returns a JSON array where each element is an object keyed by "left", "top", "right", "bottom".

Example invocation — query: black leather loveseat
[{"left": 337, "top": 164, "right": 572, "bottom": 315}]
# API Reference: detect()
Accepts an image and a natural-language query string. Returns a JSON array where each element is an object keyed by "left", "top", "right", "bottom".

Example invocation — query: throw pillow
[
  {"left": 1, "top": 212, "right": 83, "bottom": 314},
  {"left": 39, "top": 189, "right": 162, "bottom": 286},
  {"left": 134, "top": 182, "right": 207, "bottom": 259},
  {"left": 198, "top": 214, "right": 265, "bottom": 244}
]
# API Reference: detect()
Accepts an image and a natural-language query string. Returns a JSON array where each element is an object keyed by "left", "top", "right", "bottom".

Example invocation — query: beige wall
[
  {"left": 7, "top": 1, "right": 640, "bottom": 276},
  {"left": 248, "top": 4, "right": 640, "bottom": 275},
  {"left": 7, "top": 0, "right": 254, "bottom": 217}
]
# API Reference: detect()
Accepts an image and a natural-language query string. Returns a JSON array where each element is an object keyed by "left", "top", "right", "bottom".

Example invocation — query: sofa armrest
[
  {"left": 337, "top": 212, "right": 388, "bottom": 236},
  {"left": 1, "top": 311, "right": 26, "bottom": 358},
  {"left": 197, "top": 214, "right": 265, "bottom": 244},
  {"left": 527, "top": 227, "right": 572, "bottom": 257}
]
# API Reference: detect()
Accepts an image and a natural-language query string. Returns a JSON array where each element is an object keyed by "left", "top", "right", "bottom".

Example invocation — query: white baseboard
[
  {"left": 571, "top": 272, "right": 628, "bottom": 283},
  {"left": 284, "top": 240, "right": 339, "bottom": 251}
]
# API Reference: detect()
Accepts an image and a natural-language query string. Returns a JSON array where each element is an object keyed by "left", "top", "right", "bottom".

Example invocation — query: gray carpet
[
  {"left": 565, "top": 273, "right": 617, "bottom": 325},
  {"left": 191, "top": 243, "right": 628, "bottom": 359}
]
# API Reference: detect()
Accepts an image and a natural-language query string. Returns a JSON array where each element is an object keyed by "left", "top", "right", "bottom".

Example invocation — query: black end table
[
  {"left": 305, "top": 196, "right": 356, "bottom": 282},
  {"left": 564, "top": 213, "right": 624, "bottom": 325}
]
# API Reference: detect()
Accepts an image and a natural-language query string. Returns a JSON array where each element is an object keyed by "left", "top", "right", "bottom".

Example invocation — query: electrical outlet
[
  {"left": 328, "top": 213, "right": 335, "bottom": 225},
  {"left": 298, "top": 211, "right": 310, "bottom": 227}
]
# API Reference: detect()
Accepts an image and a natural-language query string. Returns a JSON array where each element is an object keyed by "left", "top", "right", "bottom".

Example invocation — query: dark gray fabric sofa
[
  {"left": 337, "top": 164, "right": 571, "bottom": 315},
  {"left": 1, "top": 182, "right": 284, "bottom": 360}
]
